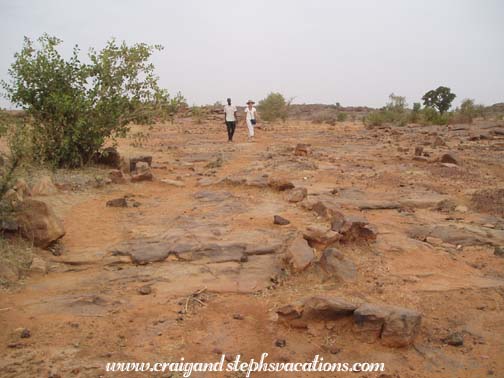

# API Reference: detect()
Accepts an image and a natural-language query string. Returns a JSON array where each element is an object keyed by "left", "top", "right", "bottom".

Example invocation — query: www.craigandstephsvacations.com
[{"left": 105, "top": 353, "right": 385, "bottom": 376}]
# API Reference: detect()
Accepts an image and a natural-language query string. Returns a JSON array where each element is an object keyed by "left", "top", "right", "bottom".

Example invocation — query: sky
[{"left": 0, "top": 0, "right": 503, "bottom": 108}]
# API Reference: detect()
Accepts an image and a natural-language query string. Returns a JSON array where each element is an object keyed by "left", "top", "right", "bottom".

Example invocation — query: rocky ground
[{"left": 1, "top": 118, "right": 504, "bottom": 378}]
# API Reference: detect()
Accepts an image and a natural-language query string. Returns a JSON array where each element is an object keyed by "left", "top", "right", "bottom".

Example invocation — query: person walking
[
  {"left": 244, "top": 100, "right": 257, "bottom": 141},
  {"left": 223, "top": 98, "right": 237, "bottom": 142}
]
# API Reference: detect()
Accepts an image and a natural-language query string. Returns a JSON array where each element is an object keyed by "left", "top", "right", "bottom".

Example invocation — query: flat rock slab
[{"left": 194, "top": 191, "right": 234, "bottom": 202}]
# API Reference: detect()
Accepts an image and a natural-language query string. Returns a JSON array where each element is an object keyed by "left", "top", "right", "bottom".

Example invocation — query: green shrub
[
  {"left": 191, "top": 106, "right": 205, "bottom": 124},
  {"left": 336, "top": 112, "right": 348, "bottom": 122},
  {"left": 421, "top": 107, "right": 451, "bottom": 125},
  {"left": 258, "top": 92, "right": 288, "bottom": 122},
  {"left": 2, "top": 34, "right": 170, "bottom": 168}
]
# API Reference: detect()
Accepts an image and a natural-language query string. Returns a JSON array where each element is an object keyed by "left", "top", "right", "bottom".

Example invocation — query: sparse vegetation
[
  {"left": 2, "top": 34, "right": 170, "bottom": 168},
  {"left": 258, "top": 92, "right": 289, "bottom": 122},
  {"left": 191, "top": 105, "right": 206, "bottom": 124},
  {"left": 0, "top": 237, "right": 33, "bottom": 287},
  {"left": 336, "top": 112, "right": 347, "bottom": 122}
]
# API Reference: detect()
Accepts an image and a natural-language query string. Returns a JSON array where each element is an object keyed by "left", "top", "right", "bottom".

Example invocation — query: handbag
[{"left": 249, "top": 108, "right": 257, "bottom": 125}]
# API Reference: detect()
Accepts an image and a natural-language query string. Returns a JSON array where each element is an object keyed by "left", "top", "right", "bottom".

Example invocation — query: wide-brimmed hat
[{"left": 246, "top": 100, "right": 255, "bottom": 104}]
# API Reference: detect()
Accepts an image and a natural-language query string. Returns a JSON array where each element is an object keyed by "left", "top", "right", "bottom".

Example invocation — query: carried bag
[{"left": 249, "top": 108, "right": 257, "bottom": 125}]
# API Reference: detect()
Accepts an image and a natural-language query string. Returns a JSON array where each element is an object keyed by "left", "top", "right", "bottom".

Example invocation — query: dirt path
[{"left": 1, "top": 120, "right": 504, "bottom": 377}]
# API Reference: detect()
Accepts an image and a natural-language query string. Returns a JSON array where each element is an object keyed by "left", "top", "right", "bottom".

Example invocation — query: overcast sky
[{"left": 0, "top": 0, "right": 503, "bottom": 108}]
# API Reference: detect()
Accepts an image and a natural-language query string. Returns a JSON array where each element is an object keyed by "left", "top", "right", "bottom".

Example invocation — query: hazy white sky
[{"left": 0, "top": 0, "right": 503, "bottom": 108}]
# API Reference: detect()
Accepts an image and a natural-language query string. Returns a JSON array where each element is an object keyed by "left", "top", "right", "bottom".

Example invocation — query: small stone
[
  {"left": 273, "top": 215, "right": 290, "bottom": 225},
  {"left": 414, "top": 146, "right": 423, "bottom": 156},
  {"left": 494, "top": 246, "right": 504, "bottom": 257},
  {"left": 131, "top": 169, "right": 153, "bottom": 182},
  {"left": 455, "top": 205, "right": 468, "bottom": 213},
  {"left": 442, "top": 332, "right": 464, "bottom": 346},
  {"left": 106, "top": 198, "right": 128, "bottom": 207},
  {"left": 232, "top": 313, "right": 244, "bottom": 320},
  {"left": 160, "top": 179, "right": 185, "bottom": 187},
  {"left": 20, "top": 328, "right": 31, "bottom": 338},
  {"left": 275, "top": 339, "right": 286, "bottom": 347},
  {"left": 287, "top": 187, "right": 307, "bottom": 203},
  {"left": 294, "top": 143, "right": 311, "bottom": 156},
  {"left": 137, "top": 285, "right": 152, "bottom": 295},
  {"left": 268, "top": 177, "right": 295, "bottom": 191},
  {"left": 440, "top": 153, "right": 460, "bottom": 165}
]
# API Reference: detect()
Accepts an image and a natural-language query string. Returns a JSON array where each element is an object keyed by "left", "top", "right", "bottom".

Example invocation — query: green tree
[
  {"left": 422, "top": 86, "right": 456, "bottom": 114},
  {"left": 257, "top": 92, "right": 289, "bottom": 122},
  {"left": 2, "top": 34, "right": 169, "bottom": 167}
]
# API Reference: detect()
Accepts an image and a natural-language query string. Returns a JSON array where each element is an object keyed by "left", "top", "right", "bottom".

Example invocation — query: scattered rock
[
  {"left": 137, "top": 285, "right": 152, "bottom": 295},
  {"left": 440, "top": 153, "right": 460, "bottom": 165},
  {"left": 494, "top": 246, "right": 504, "bottom": 257},
  {"left": 276, "top": 302, "right": 304, "bottom": 321},
  {"left": 136, "top": 161, "right": 150, "bottom": 171},
  {"left": 284, "top": 234, "right": 314, "bottom": 272},
  {"left": 303, "top": 225, "right": 340, "bottom": 247},
  {"left": 109, "top": 170, "right": 126, "bottom": 184},
  {"left": 273, "top": 215, "right": 290, "bottom": 225},
  {"left": 432, "top": 136, "right": 446, "bottom": 147},
  {"left": 354, "top": 303, "right": 421, "bottom": 347},
  {"left": 268, "top": 177, "right": 295, "bottom": 191},
  {"left": 302, "top": 296, "right": 357, "bottom": 321},
  {"left": 287, "top": 187, "right": 307, "bottom": 203},
  {"left": 131, "top": 169, "right": 153, "bottom": 182},
  {"left": 312, "top": 200, "right": 343, "bottom": 220},
  {"left": 20, "top": 328, "right": 31, "bottom": 338},
  {"left": 294, "top": 143, "right": 311, "bottom": 156},
  {"left": 160, "top": 179, "right": 185, "bottom": 187},
  {"left": 106, "top": 198, "right": 128, "bottom": 207},
  {"left": 435, "top": 199, "right": 457, "bottom": 212},
  {"left": 130, "top": 155, "right": 153, "bottom": 172},
  {"left": 442, "top": 332, "right": 464, "bottom": 346},
  {"left": 334, "top": 215, "right": 377, "bottom": 243},
  {"left": 319, "top": 248, "right": 357, "bottom": 281},
  {"left": 275, "top": 339, "right": 286, "bottom": 347},
  {"left": 31, "top": 176, "right": 58, "bottom": 196},
  {"left": 15, "top": 199, "right": 65, "bottom": 248},
  {"left": 455, "top": 205, "right": 468, "bottom": 213},
  {"left": 232, "top": 313, "right": 244, "bottom": 320}
]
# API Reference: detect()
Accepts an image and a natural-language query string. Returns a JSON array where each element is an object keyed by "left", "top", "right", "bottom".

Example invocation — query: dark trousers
[{"left": 226, "top": 121, "right": 236, "bottom": 141}]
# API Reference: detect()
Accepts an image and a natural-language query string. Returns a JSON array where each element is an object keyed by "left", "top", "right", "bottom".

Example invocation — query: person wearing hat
[
  {"left": 244, "top": 100, "right": 258, "bottom": 141},
  {"left": 223, "top": 98, "right": 238, "bottom": 142}
]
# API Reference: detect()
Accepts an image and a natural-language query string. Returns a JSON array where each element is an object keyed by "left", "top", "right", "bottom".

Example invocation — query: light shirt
[
  {"left": 245, "top": 107, "right": 257, "bottom": 121},
  {"left": 224, "top": 104, "right": 237, "bottom": 122}
]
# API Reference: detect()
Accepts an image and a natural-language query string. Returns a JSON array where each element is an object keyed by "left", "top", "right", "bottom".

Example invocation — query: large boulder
[
  {"left": 284, "top": 234, "right": 314, "bottom": 272},
  {"left": 303, "top": 296, "right": 357, "bottom": 319},
  {"left": 15, "top": 199, "right": 65, "bottom": 248},
  {"left": 319, "top": 248, "right": 357, "bottom": 281},
  {"left": 353, "top": 303, "right": 421, "bottom": 347}
]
